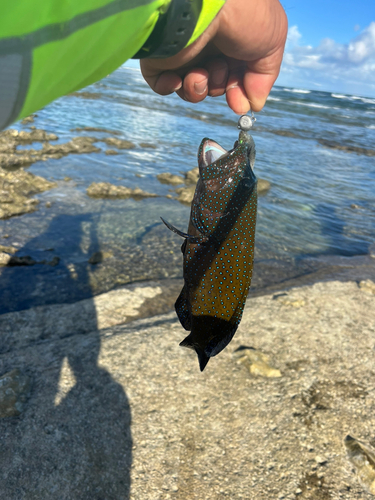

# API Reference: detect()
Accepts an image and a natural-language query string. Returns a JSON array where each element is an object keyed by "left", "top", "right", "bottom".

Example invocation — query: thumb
[
  {"left": 225, "top": 47, "right": 284, "bottom": 114},
  {"left": 244, "top": 46, "right": 285, "bottom": 111}
]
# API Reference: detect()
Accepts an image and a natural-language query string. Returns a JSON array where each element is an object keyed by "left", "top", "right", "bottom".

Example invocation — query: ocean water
[{"left": 0, "top": 63, "right": 374, "bottom": 312}]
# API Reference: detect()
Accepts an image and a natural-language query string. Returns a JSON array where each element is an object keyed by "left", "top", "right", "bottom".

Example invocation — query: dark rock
[
  {"left": 0, "top": 128, "right": 102, "bottom": 169},
  {"left": 70, "top": 91, "right": 103, "bottom": 100},
  {"left": 184, "top": 167, "right": 199, "bottom": 184},
  {"left": 0, "top": 128, "right": 57, "bottom": 144},
  {"left": 103, "top": 137, "right": 135, "bottom": 149},
  {"left": 157, "top": 173, "right": 184, "bottom": 185},
  {"left": 258, "top": 178, "right": 271, "bottom": 194},
  {"left": 86, "top": 182, "right": 158, "bottom": 200},
  {"left": 318, "top": 139, "right": 375, "bottom": 156},
  {"left": 0, "top": 369, "right": 30, "bottom": 417},
  {"left": 8, "top": 255, "right": 37, "bottom": 266},
  {"left": 139, "top": 142, "right": 157, "bottom": 149},
  {"left": 0, "top": 244, "right": 17, "bottom": 254},
  {"left": 21, "top": 114, "right": 37, "bottom": 125},
  {"left": 272, "top": 129, "right": 300, "bottom": 138},
  {"left": 88, "top": 251, "right": 113, "bottom": 265},
  {"left": 18, "top": 129, "right": 58, "bottom": 143},
  {"left": 358, "top": 279, "right": 375, "bottom": 294},
  {"left": 232, "top": 346, "right": 281, "bottom": 377},
  {"left": 0, "top": 154, "right": 33, "bottom": 169},
  {"left": 0, "top": 252, "right": 11, "bottom": 266},
  {"left": 173, "top": 173, "right": 270, "bottom": 203},
  {"left": 175, "top": 186, "right": 196, "bottom": 204},
  {"left": 0, "top": 167, "right": 56, "bottom": 219},
  {"left": 345, "top": 435, "right": 375, "bottom": 495},
  {"left": 46, "top": 256, "right": 60, "bottom": 267},
  {"left": 72, "top": 126, "right": 121, "bottom": 135},
  {"left": 41, "top": 136, "right": 100, "bottom": 155},
  {"left": 105, "top": 149, "right": 119, "bottom": 155}
]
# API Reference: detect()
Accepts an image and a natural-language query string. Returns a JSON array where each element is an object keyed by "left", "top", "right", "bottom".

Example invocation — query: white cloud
[
  {"left": 286, "top": 25, "right": 302, "bottom": 47},
  {"left": 348, "top": 22, "right": 375, "bottom": 62},
  {"left": 278, "top": 22, "right": 375, "bottom": 96}
]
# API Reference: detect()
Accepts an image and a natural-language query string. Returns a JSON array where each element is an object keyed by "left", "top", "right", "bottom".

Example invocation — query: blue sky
[{"left": 277, "top": 0, "right": 375, "bottom": 96}]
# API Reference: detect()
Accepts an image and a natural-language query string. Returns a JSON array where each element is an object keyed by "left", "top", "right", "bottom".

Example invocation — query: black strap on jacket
[{"left": 132, "top": 0, "right": 202, "bottom": 59}]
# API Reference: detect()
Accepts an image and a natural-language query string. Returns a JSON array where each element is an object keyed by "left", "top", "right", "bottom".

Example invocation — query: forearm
[{"left": 0, "top": 0, "right": 224, "bottom": 129}]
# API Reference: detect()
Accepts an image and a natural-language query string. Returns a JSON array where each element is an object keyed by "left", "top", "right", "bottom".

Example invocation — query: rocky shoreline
[
  {"left": 0, "top": 122, "right": 276, "bottom": 314},
  {"left": 0, "top": 125, "right": 271, "bottom": 220},
  {"left": 1, "top": 114, "right": 375, "bottom": 499},
  {"left": 1, "top": 279, "right": 375, "bottom": 499}
]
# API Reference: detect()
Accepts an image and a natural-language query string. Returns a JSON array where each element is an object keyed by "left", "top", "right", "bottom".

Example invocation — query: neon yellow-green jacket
[{"left": 0, "top": 0, "right": 224, "bottom": 129}]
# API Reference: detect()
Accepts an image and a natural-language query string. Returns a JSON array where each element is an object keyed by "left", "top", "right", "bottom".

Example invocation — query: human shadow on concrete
[{"left": 0, "top": 213, "right": 132, "bottom": 499}]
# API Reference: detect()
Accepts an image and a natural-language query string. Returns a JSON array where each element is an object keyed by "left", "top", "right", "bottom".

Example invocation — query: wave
[
  {"left": 294, "top": 100, "right": 332, "bottom": 110},
  {"left": 357, "top": 97, "right": 375, "bottom": 105},
  {"left": 289, "top": 89, "right": 311, "bottom": 94},
  {"left": 282, "top": 87, "right": 311, "bottom": 94},
  {"left": 267, "top": 96, "right": 281, "bottom": 101},
  {"left": 331, "top": 93, "right": 347, "bottom": 99},
  {"left": 347, "top": 96, "right": 375, "bottom": 104},
  {"left": 366, "top": 125, "right": 375, "bottom": 129},
  {"left": 332, "top": 93, "right": 375, "bottom": 105}
]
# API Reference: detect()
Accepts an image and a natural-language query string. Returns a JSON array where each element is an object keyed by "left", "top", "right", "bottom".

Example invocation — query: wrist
[{"left": 133, "top": 0, "right": 225, "bottom": 60}]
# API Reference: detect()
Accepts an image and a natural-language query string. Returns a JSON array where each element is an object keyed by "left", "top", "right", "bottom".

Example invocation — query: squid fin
[
  {"left": 179, "top": 333, "right": 210, "bottom": 372},
  {"left": 175, "top": 287, "right": 191, "bottom": 331},
  {"left": 196, "top": 349, "right": 210, "bottom": 372}
]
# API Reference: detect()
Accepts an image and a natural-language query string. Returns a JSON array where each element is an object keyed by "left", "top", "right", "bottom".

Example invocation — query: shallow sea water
[{"left": 0, "top": 62, "right": 374, "bottom": 312}]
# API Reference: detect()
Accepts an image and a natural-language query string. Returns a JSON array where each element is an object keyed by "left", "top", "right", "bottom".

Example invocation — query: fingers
[
  {"left": 140, "top": 0, "right": 287, "bottom": 113},
  {"left": 153, "top": 71, "right": 182, "bottom": 95},
  {"left": 142, "top": 58, "right": 229, "bottom": 103},
  {"left": 140, "top": 66, "right": 182, "bottom": 95},
  {"left": 207, "top": 58, "right": 228, "bottom": 97},
  {"left": 242, "top": 72, "right": 276, "bottom": 112},
  {"left": 141, "top": 62, "right": 209, "bottom": 102},
  {"left": 141, "top": 52, "right": 280, "bottom": 114},
  {"left": 176, "top": 68, "right": 209, "bottom": 103},
  {"left": 242, "top": 45, "right": 287, "bottom": 111},
  {"left": 225, "top": 64, "right": 250, "bottom": 114},
  {"left": 175, "top": 59, "right": 229, "bottom": 102}
]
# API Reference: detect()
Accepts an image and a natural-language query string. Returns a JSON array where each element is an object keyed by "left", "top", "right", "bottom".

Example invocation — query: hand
[{"left": 140, "top": 0, "right": 288, "bottom": 114}]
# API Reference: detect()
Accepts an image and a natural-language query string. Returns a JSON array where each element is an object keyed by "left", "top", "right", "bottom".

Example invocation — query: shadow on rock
[
  {"left": 0, "top": 212, "right": 133, "bottom": 499},
  {"left": 0, "top": 331, "right": 133, "bottom": 499},
  {"left": 0, "top": 213, "right": 105, "bottom": 314},
  {"left": 314, "top": 203, "right": 370, "bottom": 256}
]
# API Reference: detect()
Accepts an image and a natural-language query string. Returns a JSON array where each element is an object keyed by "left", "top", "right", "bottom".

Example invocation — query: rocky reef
[
  {"left": 86, "top": 182, "right": 158, "bottom": 200},
  {"left": 0, "top": 167, "right": 56, "bottom": 219}
]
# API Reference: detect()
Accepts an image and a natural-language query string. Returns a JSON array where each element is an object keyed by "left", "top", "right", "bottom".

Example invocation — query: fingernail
[
  {"left": 173, "top": 82, "right": 182, "bottom": 92},
  {"left": 194, "top": 80, "right": 207, "bottom": 95},
  {"left": 211, "top": 68, "right": 227, "bottom": 86}
]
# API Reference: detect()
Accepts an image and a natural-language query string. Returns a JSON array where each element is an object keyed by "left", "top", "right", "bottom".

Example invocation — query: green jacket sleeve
[{"left": 0, "top": 0, "right": 225, "bottom": 130}]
